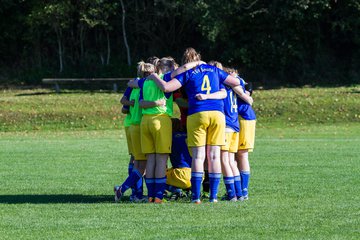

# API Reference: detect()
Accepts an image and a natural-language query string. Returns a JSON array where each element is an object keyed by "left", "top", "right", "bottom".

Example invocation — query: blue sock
[
  {"left": 209, "top": 173, "right": 221, "bottom": 201},
  {"left": 128, "top": 163, "right": 136, "bottom": 197},
  {"left": 135, "top": 177, "right": 144, "bottom": 199},
  {"left": 234, "top": 175, "right": 242, "bottom": 198},
  {"left": 121, "top": 169, "right": 142, "bottom": 193},
  {"left": 240, "top": 171, "right": 250, "bottom": 197},
  {"left": 191, "top": 172, "right": 203, "bottom": 201},
  {"left": 145, "top": 178, "right": 155, "bottom": 198},
  {"left": 167, "top": 185, "right": 180, "bottom": 193},
  {"left": 223, "top": 176, "right": 236, "bottom": 199},
  {"left": 128, "top": 163, "right": 134, "bottom": 175},
  {"left": 155, "top": 177, "right": 167, "bottom": 199}
]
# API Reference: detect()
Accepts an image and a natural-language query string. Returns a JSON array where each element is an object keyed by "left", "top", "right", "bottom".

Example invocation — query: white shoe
[{"left": 114, "top": 185, "right": 123, "bottom": 203}]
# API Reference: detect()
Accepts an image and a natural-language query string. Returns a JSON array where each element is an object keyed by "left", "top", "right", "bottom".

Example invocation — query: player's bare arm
[
  {"left": 120, "top": 96, "right": 135, "bottom": 106},
  {"left": 195, "top": 89, "right": 227, "bottom": 100},
  {"left": 139, "top": 99, "right": 166, "bottom": 109},
  {"left": 147, "top": 73, "right": 182, "bottom": 93},
  {"left": 223, "top": 75, "right": 241, "bottom": 87},
  {"left": 171, "top": 61, "right": 206, "bottom": 78},
  {"left": 127, "top": 79, "right": 140, "bottom": 88},
  {"left": 232, "top": 85, "right": 253, "bottom": 105}
]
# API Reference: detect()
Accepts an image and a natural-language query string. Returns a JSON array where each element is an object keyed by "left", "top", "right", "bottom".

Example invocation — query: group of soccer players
[{"left": 115, "top": 48, "right": 256, "bottom": 204}]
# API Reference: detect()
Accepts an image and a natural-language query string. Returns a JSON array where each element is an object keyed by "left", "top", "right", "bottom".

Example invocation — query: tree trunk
[
  {"left": 120, "top": 0, "right": 131, "bottom": 66},
  {"left": 106, "top": 30, "right": 110, "bottom": 65},
  {"left": 56, "top": 28, "right": 64, "bottom": 73},
  {"left": 80, "top": 24, "right": 85, "bottom": 62}
]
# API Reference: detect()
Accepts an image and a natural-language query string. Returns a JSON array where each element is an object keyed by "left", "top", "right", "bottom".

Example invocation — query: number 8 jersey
[{"left": 174, "top": 64, "right": 229, "bottom": 115}]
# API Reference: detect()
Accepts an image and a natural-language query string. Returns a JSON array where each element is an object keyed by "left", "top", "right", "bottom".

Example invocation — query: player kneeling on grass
[{"left": 165, "top": 118, "right": 192, "bottom": 200}]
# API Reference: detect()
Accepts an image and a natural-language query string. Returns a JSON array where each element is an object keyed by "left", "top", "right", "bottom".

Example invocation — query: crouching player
[{"left": 166, "top": 118, "right": 192, "bottom": 200}]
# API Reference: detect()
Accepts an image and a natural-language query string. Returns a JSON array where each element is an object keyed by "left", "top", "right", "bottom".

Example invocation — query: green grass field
[{"left": 1, "top": 87, "right": 359, "bottom": 239}]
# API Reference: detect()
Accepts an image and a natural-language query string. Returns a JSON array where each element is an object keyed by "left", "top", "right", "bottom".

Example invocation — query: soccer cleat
[
  {"left": 132, "top": 196, "right": 147, "bottom": 203},
  {"left": 154, "top": 197, "right": 163, "bottom": 204},
  {"left": 238, "top": 195, "right": 248, "bottom": 201},
  {"left": 169, "top": 191, "right": 182, "bottom": 201},
  {"left": 209, "top": 198, "right": 218, "bottom": 203},
  {"left": 191, "top": 199, "right": 201, "bottom": 204},
  {"left": 114, "top": 185, "right": 123, "bottom": 203},
  {"left": 148, "top": 197, "right": 154, "bottom": 203},
  {"left": 221, "top": 194, "right": 237, "bottom": 202},
  {"left": 229, "top": 197, "right": 237, "bottom": 202}
]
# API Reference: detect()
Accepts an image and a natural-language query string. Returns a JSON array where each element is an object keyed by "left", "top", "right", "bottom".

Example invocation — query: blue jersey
[
  {"left": 223, "top": 85, "right": 240, "bottom": 132},
  {"left": 175, "top": 64, "right": 229, "bottom": 115},
  {"left": 237, "top": 77, "right": 256, "bottom": 120},
  {"left": 122, "top": 86, "right": 133, "bottom": 110},
  {"left": 169, "top": 132, "right": 192, "bottom": 168}
]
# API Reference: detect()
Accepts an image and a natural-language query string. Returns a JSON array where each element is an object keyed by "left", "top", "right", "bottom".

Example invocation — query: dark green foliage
[{"left": 0, "top": 0, "right": 359, "bottom": 86}]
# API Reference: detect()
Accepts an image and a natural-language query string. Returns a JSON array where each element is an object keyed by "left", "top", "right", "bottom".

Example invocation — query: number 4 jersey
[{"left": 174, "top": 64, "right": 229, "bottom": 115}]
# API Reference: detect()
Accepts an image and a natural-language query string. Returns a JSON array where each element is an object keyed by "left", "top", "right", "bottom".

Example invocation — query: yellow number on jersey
[{"left": 201, "top": 75, "right": 212, "bottom": 94}]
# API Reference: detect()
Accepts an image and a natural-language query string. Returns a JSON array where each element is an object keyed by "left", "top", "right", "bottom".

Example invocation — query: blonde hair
[
  {"left": 223, "top": 67, "right": 238, "bottom": 76},
  {"left": 182, "top": 48, "right": 201, "bottom": 64},
  {"left": 137, "top": 61, "right": 155, "bottom": 78},
  {"left": 156, "top": 57, "right": 176, "bottom": 74},
  {"left": 208, "top": 60, "right": 223, "bottom": 70}
]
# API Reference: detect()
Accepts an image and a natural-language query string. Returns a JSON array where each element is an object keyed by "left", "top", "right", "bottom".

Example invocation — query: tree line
[{"left": 0, "top": 0, "right": 359, "bottom": 86}]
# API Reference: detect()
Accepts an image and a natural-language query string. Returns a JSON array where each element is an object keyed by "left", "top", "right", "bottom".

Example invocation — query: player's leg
[
  {"left": 186, "top": 112, "right": 208, "bottom": 203},
  {"left": 114, "top": 125, "right": 146, "bottom": 202},
  {"left": 221, "top": 131, "right": 237, "bottom": 201},
  {"left": 207, "top": 145, "right": 221, "bottom": 202},
  {"left": 221, "top": 150, "right": 236, "bottom": 201},
  {"left": 126, "top": 126, "right": 136, "bottom": 200},
  {"left": 202, "top": 157, "right": 210, "bottom": 198},
  {"left": 133, "top": 160, "right": 147, "bottom": 201},
  {"left": 191, "top": 146, "right": 206, "bottom": 203},
  {"left": 229, "top": 152, "right": 242, "bottom": 199},
  {"left": 236, "top": 150, "right": 250, "bottom": 200},
  {"left": 206, "top": 111, "right": 226, "bottom": 203},
  {"left": 237, "top": 118, "right": 256, "bottom": 200},
  {"left": 153, "top": 115, "right": 172, "bottom": 203},
  {"left": 145, "top": 153, "right": 156, "bottom": 202}
]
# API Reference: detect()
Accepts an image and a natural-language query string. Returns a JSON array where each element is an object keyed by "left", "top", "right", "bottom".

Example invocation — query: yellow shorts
[
  {"left": 129, "top": 125, "right": 146, "bottom": 160},
  {"left": 140, "top": 114, "right": 172, "bottom": 154},
  {"left": 166, "top": 167, "right": 191, "bottom": 189},
  {"left": 238, "top": 118, "right": 256, "bottom": 152},
  {"left": 221, "top": 131, "right": 239, "bottom": 153},
  {"left": 125, "top": 126, "right": 132, "bottom": 155},
  {"left": 187, "top": 111, "right": 225, "bottom": 147}
]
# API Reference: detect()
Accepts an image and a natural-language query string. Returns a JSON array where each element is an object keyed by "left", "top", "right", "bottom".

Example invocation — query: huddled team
[{"left": 115, "top": 48, "right": 256, "bottom": 204}]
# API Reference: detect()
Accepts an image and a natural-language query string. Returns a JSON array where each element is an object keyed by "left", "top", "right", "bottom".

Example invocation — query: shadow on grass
[
  {"left": 0, "top": 194, "right": 132, "bottom": 204},
  {"left": 15, "top": 90, "right": 117, "bottom": 97},
  {"left": 15, "top": 91, "right": 89, "bottom": 96}
]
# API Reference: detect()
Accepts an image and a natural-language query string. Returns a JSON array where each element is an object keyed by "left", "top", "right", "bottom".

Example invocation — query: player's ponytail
[
  {"left": 137, "top": 61, "right": 155, "bottom": 78},
  {"left": 182, "top": 48, "right": 201, "bottom": 64},
  {"left": 157, "top": 57, "right": 176, "bottom": 74}
]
